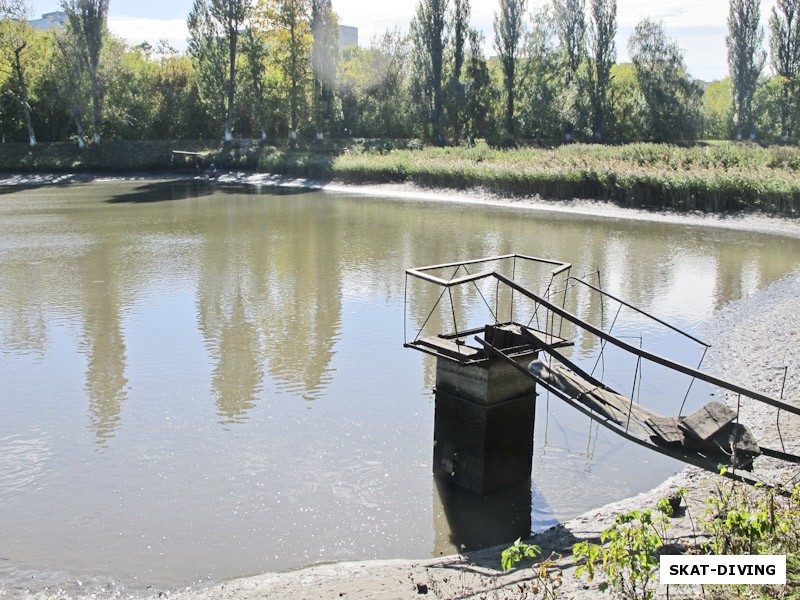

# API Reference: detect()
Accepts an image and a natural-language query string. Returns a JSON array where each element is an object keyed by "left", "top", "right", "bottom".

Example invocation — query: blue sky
[{"left": 31, "top": 0, "right": 780, "bottom": 81}]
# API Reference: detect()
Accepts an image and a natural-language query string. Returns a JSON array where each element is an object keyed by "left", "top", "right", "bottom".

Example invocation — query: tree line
[{"left": 1, "top": 0, "right": 799, "bottom": 147}]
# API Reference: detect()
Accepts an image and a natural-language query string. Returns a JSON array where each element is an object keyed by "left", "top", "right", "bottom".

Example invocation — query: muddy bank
[{"left": 3, "top": 173, "right": 799, "bottom": 599}]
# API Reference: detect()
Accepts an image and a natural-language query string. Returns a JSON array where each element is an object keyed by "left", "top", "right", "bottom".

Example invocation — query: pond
[{"left": 1, "top": 180, "right": 798, "bottom": 593}]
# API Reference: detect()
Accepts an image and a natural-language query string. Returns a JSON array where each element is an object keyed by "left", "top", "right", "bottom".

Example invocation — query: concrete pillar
[
  {"left": 432, "top": 476, "right": 532, "bottom": 555},
  {"left": 432, "top": 351, "right": 537, "bottom": 494}
]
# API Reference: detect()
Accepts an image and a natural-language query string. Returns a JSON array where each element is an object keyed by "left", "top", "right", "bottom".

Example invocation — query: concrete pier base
[{"left": 433, "top": 352, "right": 537, "bottom": 494}]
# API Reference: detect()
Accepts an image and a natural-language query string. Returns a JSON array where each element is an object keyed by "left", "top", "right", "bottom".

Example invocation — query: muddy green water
[{"left": 1, "top": 180, "right": 798, "bottom": 593}]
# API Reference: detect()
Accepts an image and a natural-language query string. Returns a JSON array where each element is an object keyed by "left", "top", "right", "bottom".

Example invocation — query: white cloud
[{"left": 108, "top": 16, "right": 189, "bottom": 50}]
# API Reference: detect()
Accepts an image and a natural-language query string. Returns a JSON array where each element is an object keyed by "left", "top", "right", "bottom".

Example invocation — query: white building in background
[
  {"left": 339, "top": 25, "right": 357, "bottom": 49},
  {"left": 29, "top": 11, "right": 68, "bottom": 30}
]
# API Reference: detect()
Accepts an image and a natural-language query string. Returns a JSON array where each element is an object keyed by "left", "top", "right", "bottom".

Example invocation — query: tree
[
  {"left": 768, "top": 0, "right": 800, "bottom": 141},
  {"left": 102, "top": 37, "right": 161, "bottom": 139},
  {"left": 553, "top": 0, "right": 586, "bottom": 139},
  {"left": 151, "top": 54, "right": 209, "bottom": 139},
  {"left": 187, "top": 0, "right": 250, "bottom": 142},
  {"left": 61, "top": 0, "right": 109, "bottom": 145},
  {"left": 52, "top": 25, "right": 89, "bottom": 147},
  {"left": 462, "top": 28, "right": 496, "bottom": 142},
  {"left": 410, "top": 0, "right": 447, "bottom": 144},
  {"left": 494, "top": 0, "right": 526, "bottom": 144},
  {"left": 703, "top": 78, "right": 734, "bottom": 139},
  {"left": 0, "top": 0, "right": 36, "bottom": 145},
  {"left": 586, "top": 0, "right": 616, "bottom": 141},
  {"left": 446, "top": 0, "right": 470, "bottom": 142},
  {"left": 241, "top": 27, "right": 269, "bottom": 140},
  {"left": 311, "top": 0, "right": 339, "bottom": 137},
  {"left": 607, "top": 62, "right": 645, "bottom": 141},
  {"left": 553, "top": 0, "right": 585, "bottom": 78},
  {"left": 518, "top": 5, "right": 560, "bottom": 142},
  {"left": 727, "top": 0, "right": 765, "bottom": 140},
  {"left": 273, "top": 0, "right": 312, "bottom": 138},
  {"left": 628, "top": 18, "right": 703, "bottom": 142},
  {"left": 337, "top": 28, "right": 413, "bottom": 138}
]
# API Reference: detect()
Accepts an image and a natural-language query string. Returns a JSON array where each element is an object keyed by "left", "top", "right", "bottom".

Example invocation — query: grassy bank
[
  {"left": 1, "top": 139, "right": 799, "bottom": 216},
  {"left": 319, "top": 143, "right": 800, "bottom": 216}
]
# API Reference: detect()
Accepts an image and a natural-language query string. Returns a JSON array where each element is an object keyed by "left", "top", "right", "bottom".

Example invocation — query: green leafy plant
[
  {"left": 501, "top": 538, "right": 542, "bottom": 571},
  {"left": 500, "top": 539, "right": 563, "bottom": 599},
  {"left": 573, "top": 500, "right": 675, "bottom": 600}
]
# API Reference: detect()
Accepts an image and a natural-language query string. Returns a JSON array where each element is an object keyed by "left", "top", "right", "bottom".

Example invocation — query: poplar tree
[
  {"left": 587, "top": 0, "right": 616, "bottom": 141},
  {"left": 727, "top": 0, "right": 765, "bottom": 140},
  {"left": 463, "top": 28, "right": 494, "bottom": 142},
  {"left": 494, "top": 0, "right": 526, "bottom": 144},
  {"left": 768, "top": 0, "right": 800, "bottom": 141},
  {"left": 274, "top": 0, "right": 312, "bottom": 137},
  {"left": 53, "top": 26, "right": 89, "bottom": 148},
  {"left": 311, "top": 0, "right": 339, "bottom": 138},
  {"left": 447, "top": 0, "right": 470, "bottom": 142},
  {"left": 242, "top": 24, "right": 270, "bottom": 141},
  {"left": 61, "top": 0, "right": 109, "bottom": 144},
  {"left": 518, "top": 6, "right": 560, "bottom": 142},
  {"left": 553, "top": 0, "right": 585, "bottom": 139},
  {"left": 187, "top": 0, "right": 250, "bottom": 142},
  {"left": 553, "top": 0, "right": 585, "bottom": 79},
  {"left": 410, "top": 0, "right": 447, "bottom": 144}
]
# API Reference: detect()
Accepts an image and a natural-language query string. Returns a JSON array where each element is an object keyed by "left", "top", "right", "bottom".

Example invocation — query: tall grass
[{"left": 324, "top": 142, "right": 800, "bottom": 216}]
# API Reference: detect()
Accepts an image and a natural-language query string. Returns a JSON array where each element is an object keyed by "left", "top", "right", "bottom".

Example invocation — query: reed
[{"left": 323, "top": 142, "right": 800, "bottom": 216}]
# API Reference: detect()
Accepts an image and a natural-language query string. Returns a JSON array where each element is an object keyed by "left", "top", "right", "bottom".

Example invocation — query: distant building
[
  {"left": 29, "top": 11, "right": 68, "bottom": 31},
  {"left": 339, "top": 25, "right": 357, "bottom": 49}
]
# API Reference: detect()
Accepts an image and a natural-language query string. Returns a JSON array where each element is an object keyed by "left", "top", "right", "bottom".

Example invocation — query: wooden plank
[
  {"left": 528, "top": 361, "right": 651, "bottom": 437},
  {"left": 679, "top": 402, "right": 737, "bottom": 441},
  {"left": 515, "top": 325, "right": 573, "bottom": 350},
  {"left": 417, "top": 336, "right": 481, "bottom": 360},
  {"left": 645, "top": 415, "right": 685, "bottom": 445}
]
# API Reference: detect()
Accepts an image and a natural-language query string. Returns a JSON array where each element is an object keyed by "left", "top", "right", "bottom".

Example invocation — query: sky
[{"left": 31, "top": 0, "right": 781, "bottom": 82}]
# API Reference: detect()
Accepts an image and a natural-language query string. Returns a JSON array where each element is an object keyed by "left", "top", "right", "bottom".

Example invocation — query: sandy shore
[{"left": 4, "top": 173, "right": 800, "bottom": 600}]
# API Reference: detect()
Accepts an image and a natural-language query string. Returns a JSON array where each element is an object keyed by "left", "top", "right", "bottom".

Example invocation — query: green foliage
[
  {"left": 628, "top": 18, "right": 703, "bottom": 142},
  {"left": 410, "top": 0, "right": 448, "bottom": 144},
  {"left": 701, "top": 481, "right": 800, "bottom": 599},
  {"left": 500, "top": 540, "right": 565, "bottom": 600},
  {"left": 573, "top": 502, "right": 672, "bottom": 600},
  {"left": 494, "top": 0, "right": 527, "bottom": 143},
  {"left": 501, "top": 538, "right": 542, "bottom": 571},
  {"left": 727, "top": 0, "right": 765, "bottom": 139},
  {"left": 338, "top": 29, "right": 414, "bottom": 139},
  {"left": 703, "top": 79, "right": 734, "bottom": 140},
  {"left": 517, "top": 6, "right": 560, "bottom": 142}
]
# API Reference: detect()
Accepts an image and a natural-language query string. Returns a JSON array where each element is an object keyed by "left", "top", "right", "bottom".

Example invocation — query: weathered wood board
[
  {"left": 418, "top": 336, "right": 481, "bottom": 360},
  {"left": 645, "top": 415, "right": 685, "bottom": 444},
  {"left": 679, "top": 401, "right": 737, "bottom": 441}
]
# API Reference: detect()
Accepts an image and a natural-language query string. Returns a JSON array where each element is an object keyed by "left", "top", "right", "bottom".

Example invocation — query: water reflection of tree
[
  {"left": 195, "top": 196, "right": 344, "bottom": 421},
  {"left": 80, "top": 241, "right": 128, "bottom": 446},
  {"left": 196, "top": 213, "right": 266, "bottom": 424},
  {"left": 0, "top": 262, "right": 49, "bottom": 356},
  {"left": 212, "top": 292, "right": 262, "bottom": 426},
  {"left": 258, "top": 200, "right": 342, "bottom": 402}
]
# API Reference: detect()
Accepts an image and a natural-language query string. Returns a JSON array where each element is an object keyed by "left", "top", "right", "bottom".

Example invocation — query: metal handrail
[
  {"left": 406, "top": 254, "right": 571, "bottom": 286},
  {"left": 405, "top": 255, "right": 798, "bottom": 417}
]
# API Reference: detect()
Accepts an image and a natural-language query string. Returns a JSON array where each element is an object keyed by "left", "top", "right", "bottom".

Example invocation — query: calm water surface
[{"left": 1, "top": 180, "right": 798, "bottom": 592}]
